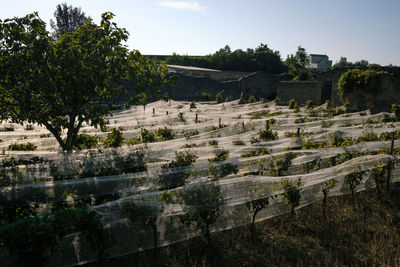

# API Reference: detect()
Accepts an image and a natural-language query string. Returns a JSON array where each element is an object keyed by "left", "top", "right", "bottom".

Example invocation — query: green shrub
[
  {"left": 208, "top": 163, "right": 239, "bottom": 180},
  {"left": 268, "top": 153, "right": 297, "bottom": 176},
  {"left": 241, "top": 147, "right": 269, "bottom": 158},
  {"left": 306, "top": 100, "right": 314, "bottom": 110},
  {"left": 160, "top": 151, "right": 198, "bottom": 189},
  {"left": 8, "top": 142, "right": 37, "bottom": 151},
  {"left": 233, "top": 140, "right": 245, "bottom": 146},
  {"left": 338, "top": 69, "right": 389, "bottom": 97},
  {"left": 190, "top": 102, "right": 196, "bottom": 109},
  {"left": 140, "top": 128, "right": 156, "bottom": 143},
  {"left": 379, "top": 131, "right": 400, "bottom": 141},
  {"left": 259, "top": 129, "right": 278, "bottom": 140},
  {"left": 216, "top": 90, "right": 224, "bottom": 104},
  {"left": 73, "top": 134, "right": 99, "bottom": 150},
  {"left": 250, "top": 110, "right": 269, "bottom": 119},
  {"left": 127, "top": 136, "right": 142, "bottom": 146},
  {"left": 201, "top": 92, "right": 211, "bottom": 101},
  {"left": 184, "top": 130, "right": 199, "bottom": 139},
  {"left": 280, "top": 177, "right": 303, "bottom": 217},
  {"left": 288, "top": 99, "right": 296, "bottom": 109},
  {"left": 354, "top": 132, "right": 379, "bottom": 144},
  {"left": 208, "top": 150, "right": 229, "bottom": 163},
  {"left": 391, "top": 103, "right": 400, "bottom": 121},
  {"left": 40, "top": 133, "right": 52, "bottom": 138},
  {"left": 295, "top": 117, "right": 307, "bottom": 124},
  {"left": 238, "top": 92, "right": 245, "bottom": 104},
  {"left": 209, "top": 140, "right": 218, "bottom": 146},
  {"left": 155, "top": 127, "right": 175, "bottom": 141},
  {"left": 248, "top": 95, "right": 257, "bottom": 103},
  {"left": 103, "top": 128, "right": 124, "bottom": 148}
]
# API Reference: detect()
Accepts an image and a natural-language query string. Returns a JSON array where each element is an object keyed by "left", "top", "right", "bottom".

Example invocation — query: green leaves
[
  {"left": 338, "top": 69, "right": 389, "bottom": 97},
  {"left": 0, "top": 12, "right": 173, "bottom": 150}
]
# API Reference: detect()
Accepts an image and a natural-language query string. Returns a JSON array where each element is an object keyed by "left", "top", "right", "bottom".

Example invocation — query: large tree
[
  {"left": 0, "top": 12, "right": 173, "bottom": 150},
  {"left": 284, "top": 46, "right": 313, "bottom": 80},
  {"left": 50, "top": 3, "right": 91, "bottom": 40}
]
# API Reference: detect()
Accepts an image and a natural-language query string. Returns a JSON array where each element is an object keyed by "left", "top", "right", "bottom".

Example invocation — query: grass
[{"left": 89, "top": 186, "right": 400, "bottom": 266}]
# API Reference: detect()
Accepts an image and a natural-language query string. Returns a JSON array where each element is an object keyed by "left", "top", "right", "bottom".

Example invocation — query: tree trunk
[
  {"left": 322, "top": 192, "right": 327, "bottom": 218},
  {"left": 152, "top": 220, "right": 158, "bottom": 259},
  {"left": 386, "top": 161, "right": 392, "bottom": 193},
  {"left": 251, "top": 208, "right": 260, "bottom": 242},
  {"left": 350, "top": 185, "right": 355, "bottom": 206}
]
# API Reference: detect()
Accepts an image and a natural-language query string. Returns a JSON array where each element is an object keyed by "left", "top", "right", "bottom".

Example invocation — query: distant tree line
[{"left": 166, "top": 44, "right": 288, "bottom": 74}]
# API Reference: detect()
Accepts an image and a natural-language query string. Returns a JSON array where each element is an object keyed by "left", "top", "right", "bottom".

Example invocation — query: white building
[{"left": 307, "top": 54, "right": 332, "bottom": 70}]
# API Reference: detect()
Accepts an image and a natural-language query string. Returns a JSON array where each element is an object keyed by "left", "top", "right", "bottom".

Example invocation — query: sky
[{"left": 1, "top": 0, "right": 400, "bottom": 66}]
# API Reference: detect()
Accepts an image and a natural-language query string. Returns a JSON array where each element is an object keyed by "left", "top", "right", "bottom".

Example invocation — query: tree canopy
[
  {"left": 165, "top": 44, "right": 287, "bottom": 74},
  {"left": 50, "top": 3, "right": 91, "bottom": 40},
  {"left": 0, "top": 12, "right": 174, "bottom": 150},
  {"left": 284, "top": 46, "right": 313, "bottom": 81},
  {"left": 332, "top": 57, "right": 374, "bottom": 69}
]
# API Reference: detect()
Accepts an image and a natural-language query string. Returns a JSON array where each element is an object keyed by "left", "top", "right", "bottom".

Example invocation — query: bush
[
  {"left": 155, "top": 127, "right": 175, "bottom": 141},
  {"left": 238, "top": 92, "right": 245, "bottom": 104},
  {"left": 127, "top": 136, "right": 142, "bottom": 146},
  {"left": 233, "top": 140, "right": 245, "bottom": 146},
  {"left": 8, "top": 142, "right": 37, "bottom": 151},
  {"left": 391, "top": 103, "right": 400, "bottom": 121},
  {"left": 190, "top": 102, "right": 196, "bottom": 109},
  {"left": 184, "top": 130, "right": 199, "bottom": 139},
  {"left": 280, "top": 177, "right": 303, "bottom": 217},
  {"left": 288, "top": 99, "right": 296, "bottom": 109},
  {"left": 295, "top": 117, "right": 307, "bottom": 124},
  {"left": 338, "top": 69, "right": 389, "bottom": 97},
  {"left": 140, "top": 128, "right": 156, "bottom": 143},
  {"left": 259, "top": 129, "right": 278, "bottom": 140},
  {"left": 268, "top": 153, "right": 296, "bottom": 176},
  {"left": 73, "top": 134, "right": 99, "bottom": 150},
  {"left": 306, "top": 100, "right": 314, "bottom": 110},
  {"left": 160, "top": 151, "right": 198, "bottom": 189},
  {"left": 103, "top": 128, "right": 124, "bottom": 148},
  {"left": 216, "top": 91, "right": 224, "bottom": 104},
  {"left": 248, "top": 95, "right": 257, "bottom": 103},
  {"left": 250, "top": 110, "right": 269, "bottom": 119},
  {"left": 208, "top": 150, "right": 229, "bottom": 163},
  {"left": 201, "top": 92, "right": 211, "bottom": 101},
  {"left": 209, "top": 140, "right": 218, "bottom": 146}
]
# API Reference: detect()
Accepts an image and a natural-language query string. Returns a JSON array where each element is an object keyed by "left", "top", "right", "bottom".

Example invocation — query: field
[{"left": 0, "top": 99, "right": 399, "bottom": 266}]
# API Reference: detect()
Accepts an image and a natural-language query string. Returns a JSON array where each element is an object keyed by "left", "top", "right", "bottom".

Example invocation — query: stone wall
[
  {"left": 345, "top": 75, "right": 400, "bottom": 113},
  {"left": 276, "top": 81, "right": 330, "bottom": 105},
  {"left": 164, "top": 71, "right": 290, "bottom": 101},
  {"left": 167, "top": 65, "right": 250, "bottom": 81}
]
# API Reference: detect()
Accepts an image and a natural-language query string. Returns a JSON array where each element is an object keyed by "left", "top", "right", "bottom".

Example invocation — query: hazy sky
[{"left": 1, "top": 0, "right": 399, "bottom": 65}]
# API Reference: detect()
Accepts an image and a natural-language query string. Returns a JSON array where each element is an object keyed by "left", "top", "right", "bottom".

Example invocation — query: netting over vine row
[{"left": 0, "top": 100, "right": 399, "bottom": 266}]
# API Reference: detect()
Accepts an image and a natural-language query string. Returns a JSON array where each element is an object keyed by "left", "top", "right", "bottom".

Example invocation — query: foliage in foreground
[{"left": 87, "top": 186, "right": 400, "bottom": 267}]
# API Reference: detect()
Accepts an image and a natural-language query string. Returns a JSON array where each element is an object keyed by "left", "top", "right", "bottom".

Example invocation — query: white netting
[{"left": 0, "top": 100, "right": 399, "bottom": 266}]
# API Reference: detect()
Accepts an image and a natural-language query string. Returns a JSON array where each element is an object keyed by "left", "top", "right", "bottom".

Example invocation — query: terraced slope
[{"left": 0, "top": 100, "right": 399, "bottom": 266}]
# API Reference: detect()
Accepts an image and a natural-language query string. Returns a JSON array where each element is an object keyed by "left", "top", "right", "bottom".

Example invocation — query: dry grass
[{"left": 88, "top": 185, "right": 400, "bottom": 266}]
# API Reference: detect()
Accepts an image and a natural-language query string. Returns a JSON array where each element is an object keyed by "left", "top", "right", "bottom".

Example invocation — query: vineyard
[{"left": 0, "top": 99, "right": 399, "bottom": 266}]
